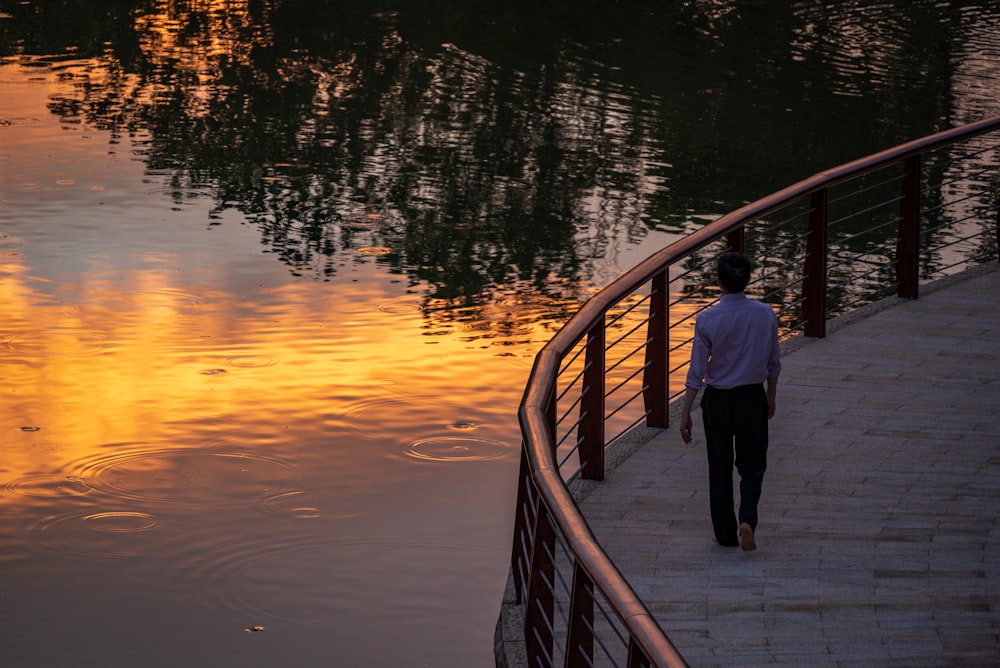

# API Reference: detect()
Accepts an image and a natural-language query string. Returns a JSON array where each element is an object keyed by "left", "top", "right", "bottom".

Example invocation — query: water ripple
[
  {"left": 2, "top": 474, "right": 93, "bottom": 498},
  {"left": 71, "top": 447, "right": 299, "bottom": 505},
  {"left": 225, "top": 355, "right": 276, "bottom": 368},
  {"left": 0, "top": 329, "right": 114, "bottom": 357},
  {"left": 406, "top": 436, "right": 507, "bottom": 462},
  {"left": 200, "top": 536, "right": 507, "bottom": 628},
  {"left": 63, "top": 288, "right": 203, "bottom": 317},
  {"left": 337, "top": 395, "right": 517, "bottom": 463},
  {"left": 31, "top": 507, "right": 239, "bottom": 559}
]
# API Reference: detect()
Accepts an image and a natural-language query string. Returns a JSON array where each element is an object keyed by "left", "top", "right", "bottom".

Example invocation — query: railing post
[
  {"left": 727, "top": 227, "right": 745, "bottom": 255},
  {"left": 802, "top": 188, "right": 829, "bottom": 337},
  {"left": 626, "top": 637, "right": 653, "bottom": 668},
  {"left": 565, "top": 562, "right": 595, "bottom": 667},
  {"left": 898, "top": 155, "right": 921, "bottom": 299},
  {"left": 578, "top": 320, "right": 606, "bottom": 480},
  {"left": 642, "top": 270, "right": 669, "bottom": 428},
  {"left": 524, "top": 501, "right": 556, "bottom": 666},
  {"left": 510, "top": 447, "right": 533, "bottom": 605}
]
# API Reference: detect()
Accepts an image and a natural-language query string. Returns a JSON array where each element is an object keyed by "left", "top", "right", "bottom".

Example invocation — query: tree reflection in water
[{"left": 9, "top": 0, "right": 997, "bottom": 330}]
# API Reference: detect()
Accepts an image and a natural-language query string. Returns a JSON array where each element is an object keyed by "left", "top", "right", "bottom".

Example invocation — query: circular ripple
[
  {"left": 377, "top": 300, "right": 422, "bottom": 314},
  {"left": 339, "top": 399, "right": 516, "bottom": 465},
  {"left": 78, "top": 449, "right": 299, "bottom": 505},
  {"left": 34, "top": 509, "right": 238, "bottom": 559},
  {"left": 343, "top": 213, "right": 381, "bottom": 230},
  {"left": 406, "top": 437, "right": 507, "bottom": 462},
  {"left": 226, "top": 355, "right": 276, "bottom": 368},
  {"left": 82, "top": 511, "right": 158, "bottom": 532},
  {"left": 0, "top": 330, "right": 113, "bottom": 357},
  {"left": 205, "top": 537, "right": 505, "bottom": 628},
  {"left": 64, "top": 289, "right": 201, "bottom": 317},
  {"left": 2, "top": 475, "right": 93, "bottom": 498},
  {"left": 146, "top": 187, "right": 214, "bottom": 199},
  {"left": 342, "top": 397, "right": 498, "bottom": 443},
  {"left": 262, "top": 492, "right": 321, "bottom": 519}
]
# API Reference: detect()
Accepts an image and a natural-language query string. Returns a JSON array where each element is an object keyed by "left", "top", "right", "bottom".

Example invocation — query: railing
[{"left": 504, "top": 116, "right": 1000, "bottom": 667}]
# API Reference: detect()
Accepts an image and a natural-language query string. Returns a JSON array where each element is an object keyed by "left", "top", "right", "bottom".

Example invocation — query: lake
[{"left": 1, "top": 1, "right": 998, "bottom": 665}]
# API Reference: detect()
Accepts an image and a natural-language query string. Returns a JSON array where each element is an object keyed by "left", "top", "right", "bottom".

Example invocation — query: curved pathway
[{"left": 579, "top": 264, "right": 1000, "bottom": 666}]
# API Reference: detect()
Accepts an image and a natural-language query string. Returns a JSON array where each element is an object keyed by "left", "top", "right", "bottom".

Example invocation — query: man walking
[{"left": 679, "top": 252, "right": 780, "bottom": 551}]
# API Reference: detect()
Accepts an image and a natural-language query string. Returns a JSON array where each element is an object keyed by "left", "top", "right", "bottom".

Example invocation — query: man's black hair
[{"left": 718, "top": 252, "right": 751, "bottom": 293}]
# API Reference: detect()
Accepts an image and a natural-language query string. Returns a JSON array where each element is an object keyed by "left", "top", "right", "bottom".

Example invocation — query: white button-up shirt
[{"left": 685, "top": 292, "right": 781, "bottom": 390}]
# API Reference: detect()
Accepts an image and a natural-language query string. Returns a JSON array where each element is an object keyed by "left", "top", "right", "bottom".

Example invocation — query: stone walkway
[{"left": 579, "top": 264, "right": 1000, "bottom": 667}]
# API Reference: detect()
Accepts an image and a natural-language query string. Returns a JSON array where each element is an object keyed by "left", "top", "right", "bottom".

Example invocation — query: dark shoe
[{"left": 739, "top": 523, "right": 756, "bottom": 552}]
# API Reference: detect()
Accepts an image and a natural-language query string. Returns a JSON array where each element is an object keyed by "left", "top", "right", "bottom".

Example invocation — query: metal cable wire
[
  {"left": 829, "top": 170, "right": 905, "bottom": 205},
  {"left": 752, "top": 204, "right": 815, "bottom": 237},
  {"left": 774, "top": 295, "right": 806, "bottom": 317},
  {"left": 558, "top": 437, "right": 585, "bottom": 471},
  {"left": 830, "top": 216, "right": 900, "bottom": 245},
  {"left": 605, "top": 411, "right": 653, "bottom": 450},
  {"left": 828, "top": 195, "right": 904, "bottom": 228},
  {"left": 606, "top": 293, "right": 652, "bottom": 329},
  {"left": 606, "top": 316, "right": 652, "bottom": 353},
  {"left": 932, "top": 250, "right": 993, "bottom": 273},
  {"left": 669, "top": 338, "right": 693, "bottom": 356},
  {"left": 927, "top": 228, "right": 990, "bottom": 254},
  {"left": 920, "top": 188, "right": 987, "bottom": 216},
  {"left": 555, "top": 410, "right": 586, "bottom": 449},
  {"left": 557, "top": 341, "right": 589, "bottom": 379},
  {"left": 604, "top": 387, "right": 647, "bottom": 424},
  {"left": 607, "top": 338, "right": 652, "bottom": 375},
  {"left": 605, "top": 361, "right": 651, "bottom": 400},
  {"left": 922, "top": 203, "right": 999, "bottom": 234},
  {"left": 556, "top": 365, "right": 586, "bottom": 406},
  {"left": 753, "top": 229, "right": 811, "bottom": 258},
  {"left": 761, "top": 274, "right": 806, "bottom": 302}
]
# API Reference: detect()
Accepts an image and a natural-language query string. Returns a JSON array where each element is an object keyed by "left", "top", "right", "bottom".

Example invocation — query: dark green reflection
[{"left": 3, "top": 0, "right": 997, "bottom": 303}]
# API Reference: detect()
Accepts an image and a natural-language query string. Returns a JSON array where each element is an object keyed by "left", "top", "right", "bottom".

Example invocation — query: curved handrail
[{"left": 510, "top": 115, "right": 1000, "bottom": 667}]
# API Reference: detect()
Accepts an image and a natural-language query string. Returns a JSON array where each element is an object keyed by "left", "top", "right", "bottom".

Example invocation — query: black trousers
[{"left": 701, "top": 383, "right": 769, "bottom": 546}]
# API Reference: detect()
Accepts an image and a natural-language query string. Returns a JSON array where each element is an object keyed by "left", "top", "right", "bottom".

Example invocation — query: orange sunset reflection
[{"left": 0, "top": 253, "right": 560, "bottom": 482}]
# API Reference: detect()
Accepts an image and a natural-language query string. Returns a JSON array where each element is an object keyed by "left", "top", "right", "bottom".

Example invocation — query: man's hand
[
  {"left": 679, "top": 412, "right": 693, "bottom": 444},
  {"left": 679, "top": 386, "right": 699, "bottom": 444}
]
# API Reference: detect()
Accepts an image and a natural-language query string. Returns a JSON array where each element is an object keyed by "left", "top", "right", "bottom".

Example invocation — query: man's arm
[
  {"left": 681, "top": 317, "right": 710, "bottom": 444},
  {"left": 765, "top": 312, "right": 780, "bottom": 420}
]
